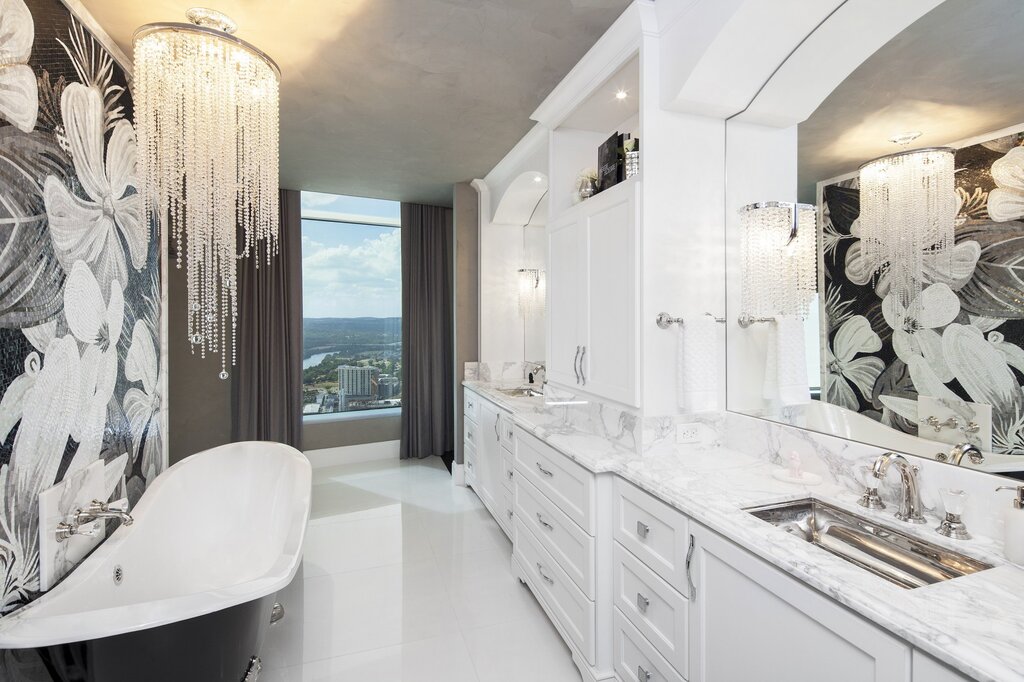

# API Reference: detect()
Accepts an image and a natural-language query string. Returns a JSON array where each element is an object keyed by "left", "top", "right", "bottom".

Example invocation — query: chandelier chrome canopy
[
  {"left": 739, "top": 201, "right": 817, "bottom": 320},
  {"left": 858, "top": 146, "right": 956, "bottom": 329},
  {"left": 134, "top": 8, "right": 280, "bottom": 379}
]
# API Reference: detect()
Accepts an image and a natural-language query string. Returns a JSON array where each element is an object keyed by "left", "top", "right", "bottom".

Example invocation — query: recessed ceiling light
[
  {"left": 533, "top": 175, "right": 543, "bottom": 183},
  {"left": 615, "top": 89, "right": 628, "bottom": 100},
  {"left": 888, "top": 131, "right": 922, "bottom": 146}
]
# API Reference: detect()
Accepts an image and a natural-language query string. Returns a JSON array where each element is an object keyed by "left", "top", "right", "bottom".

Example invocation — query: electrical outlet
[{"left": 676, "top": 422, "right": 701, "bottom": 444}]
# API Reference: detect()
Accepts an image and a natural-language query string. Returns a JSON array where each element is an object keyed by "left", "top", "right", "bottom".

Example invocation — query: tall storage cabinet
[{"left": 547, "top": 179, "right": 641, "bottom": 407}]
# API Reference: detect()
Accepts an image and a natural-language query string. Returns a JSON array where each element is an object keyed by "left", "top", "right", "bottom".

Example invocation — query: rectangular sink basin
[
  {"left": 745, "top": 498, "right": 992, "bottom": 589},
  {"left": 497, "top": 387, "right": 544, "bottom": 398}
]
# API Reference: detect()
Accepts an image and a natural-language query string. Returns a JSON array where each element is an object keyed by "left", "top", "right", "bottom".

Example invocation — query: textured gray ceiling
[
  {"left": 80, "top": 0, "right": 630, "bottom": 207},
  {"left": 798, "top": 0, "right": 1024, "bottom": 203}
]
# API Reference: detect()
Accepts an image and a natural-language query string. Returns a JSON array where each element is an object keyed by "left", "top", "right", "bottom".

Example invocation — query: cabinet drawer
[
  {"left": 501, "top": 448, "right": 515, "bottom": 491},
  {"left": 499, "top": 412, "right": 515, "bottom": 449},
  {"left": 514, "top": 428, "right": 595, "bottom": 534},
  {"left": 465, "top": 442, "right": 478, "bottom": 486},
  {"left": 613, "top": 608, "right": 685, "bottom": 682},
  {"left": 464, "top": 418, "right": 479, "bottom": 450},
  {"left": 614, "top": 543, "right": 688, "bottom": 676},
  {"left": 516, "top": 476, "right": 596, "bottom": 599},
  {"left": 464, "top": 390, "right": 480, "bottom": 424},
  {"left": 614, "top": 478, "right": 690, "bottom": 592},
  {"left": 514, "top": 518, "right": 595, "bottom": 663}
]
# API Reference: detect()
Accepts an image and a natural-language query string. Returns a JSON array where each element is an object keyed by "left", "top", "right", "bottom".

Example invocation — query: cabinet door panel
[
  {"left": 547, "top": 214, "right": 582, "bottom": 389},
  {"left": 581, "top": 188, "right": 638, "bottom": 406},
  {"left": 691, "top": 525, "right": 910, "bottom": 682},
  {"left": 912, "top": 651, "right": 971, "bottom": 682}
]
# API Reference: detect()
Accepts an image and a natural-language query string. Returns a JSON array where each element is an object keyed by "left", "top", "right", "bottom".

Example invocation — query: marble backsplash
[{"left": 464, "top": 362, "right": 1020, "bottom": 542}]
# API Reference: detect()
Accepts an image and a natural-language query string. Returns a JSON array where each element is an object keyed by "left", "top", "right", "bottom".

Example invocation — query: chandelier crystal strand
[
  {"left": 859, "top": 148, "right": 955, "bottom": 328},
  {"left": 739, "top": 202, "right": 817, "bottom": 319},
  {"left": 135, "top": 12, "right": 280, "bottom": 379}
]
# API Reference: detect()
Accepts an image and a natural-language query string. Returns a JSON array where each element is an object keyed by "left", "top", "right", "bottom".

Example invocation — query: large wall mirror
[{"left": 726, "top": 0, "right": 1024, "bottom": 478}]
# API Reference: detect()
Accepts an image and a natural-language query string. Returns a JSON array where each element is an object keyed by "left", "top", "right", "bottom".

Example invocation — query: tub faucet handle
[{"left": 107, "top": 497, "right": 130, "bottom": 513}]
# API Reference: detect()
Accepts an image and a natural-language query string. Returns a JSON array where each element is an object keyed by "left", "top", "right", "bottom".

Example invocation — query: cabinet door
[
  {"left": 689, "top": 524, "right": 910, "bottom": 682},
  {"left": 911, "top": 651, "right": 971, "bottom": 682},
  {"left": 477, "top": 401, "right": 502, "bottom": 515},
  {"left": 547, "top": 212, "right": 583, "bottom": 389},
  {"left": 580, "top": 187, "right": 639, "bottom": 406}
]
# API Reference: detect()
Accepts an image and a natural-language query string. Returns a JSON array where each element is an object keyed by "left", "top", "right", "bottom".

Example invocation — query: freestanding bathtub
[{"left": 0, "top": 441, "right": 311, "bottom": 682}]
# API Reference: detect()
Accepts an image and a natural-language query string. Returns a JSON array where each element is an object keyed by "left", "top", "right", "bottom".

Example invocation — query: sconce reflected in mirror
[
  {"left": 739, "top": 201, "right": 817, "bottom": 321},
  {"left": 517, "top": 268, "right": 546, "bottom": 318}
]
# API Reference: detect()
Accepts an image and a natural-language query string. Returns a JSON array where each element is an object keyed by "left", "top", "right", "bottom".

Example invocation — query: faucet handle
[
  {"left": 858, "top": 487, "right": 886, "bottom": 510},
  {"left": 107, "top": 497, "right": 130, "bottom": 513}
]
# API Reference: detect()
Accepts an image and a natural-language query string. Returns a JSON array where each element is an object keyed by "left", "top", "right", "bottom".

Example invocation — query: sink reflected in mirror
[
  {"left": 497, "top": 386, "right": 545, "bottom": 398},
  {"left": 746, "top": 498, "right": 992, "bottom": 589}
]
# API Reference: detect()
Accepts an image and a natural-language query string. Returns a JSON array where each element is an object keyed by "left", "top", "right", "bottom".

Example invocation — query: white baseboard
[
  {"left": 453, "top": 463, "right": 466, "bottom": 486},
  {"left": 304, "top": 440, "right": 400, "bottom": 468}
]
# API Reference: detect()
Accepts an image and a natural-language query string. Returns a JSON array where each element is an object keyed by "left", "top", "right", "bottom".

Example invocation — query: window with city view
[{"left": 301, "top": 192, "right": 402, "bottom": 417}]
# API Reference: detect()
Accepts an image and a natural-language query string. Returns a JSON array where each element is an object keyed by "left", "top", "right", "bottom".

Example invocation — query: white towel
[
  {"left": 678, "top": 315, "right": 719, "bottom": 412},
  {"left": 764, "top": 316, "right": 811, "bottom": 406}
]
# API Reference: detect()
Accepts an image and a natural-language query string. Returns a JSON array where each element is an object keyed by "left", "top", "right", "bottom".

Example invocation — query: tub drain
[{"left": 112, "top": 565, "right": 123, "bottom": 585}]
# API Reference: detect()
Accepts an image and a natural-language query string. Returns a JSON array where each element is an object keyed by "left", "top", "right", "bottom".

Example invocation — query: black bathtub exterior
[{"left": 0, "top": 594, "right": 275, "bottom": 682}]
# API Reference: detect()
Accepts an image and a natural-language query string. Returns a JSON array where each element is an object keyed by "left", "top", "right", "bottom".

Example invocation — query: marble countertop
[{"left": 463, "top": 381, "right": 1024, "bottom": 682}]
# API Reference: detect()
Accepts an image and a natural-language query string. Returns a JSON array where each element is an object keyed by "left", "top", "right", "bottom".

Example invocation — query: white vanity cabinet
[
  {"left": 688, "top": 523, "right": 911, "bottom": 682},
  {"left": 546, "top": 180, "right": 640, "bottom": 407},
  {"left": 511, "top": 427, "right": 616, "bottom": 681},
  {"left": 463, "top": 389, "right": 513, "bottom": 538}
]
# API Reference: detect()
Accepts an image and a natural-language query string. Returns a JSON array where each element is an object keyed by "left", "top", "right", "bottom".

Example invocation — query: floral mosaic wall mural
[
  {"left": 821, "top": 129, "right": 1024, "bottom": 456},
  {"left": 0, "top": 0, "right": 162, "bottom": 612}
]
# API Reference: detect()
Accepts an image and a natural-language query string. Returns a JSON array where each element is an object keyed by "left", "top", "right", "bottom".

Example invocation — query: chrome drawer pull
[
  {"left": 685, "top": 533, "right": 696, "bottom": 601},
  {"left": 468, "top": 400, "right": 474, "bottom": 409},
  {"left": 636, "top": 592, "right": 649, "bottom": 613},
  {"left": 536, "top": 563, "right": 554, "bottom": 585},
  {"left": 536, "top": 513, "right": 554, "bottom": 530},
  {"left": 536, "top": 462, "right": 554, "bottom": 477},
  {"left": 637, "top": 664, "right": 651, "bottom": 681},
  {"left": 637, "top": 521, "right": 650, "bottom": 538},
  {"left": 467, "top": 461, "right": 473, "bottom": 470},
  {"left": 573, "top": 346, "right": 581, "bottom": 384},
  {"left": 467, "top": 432, "right": 473, "bottom": 440},
  {"left": 507, "top": 510, "right": 513, "bottom": 520},
  {"left": 579, "top": 345, "right": 587, "bottom": 386},
  {"left": 507, "top": 469, "right": 514, "bottom": 480}
]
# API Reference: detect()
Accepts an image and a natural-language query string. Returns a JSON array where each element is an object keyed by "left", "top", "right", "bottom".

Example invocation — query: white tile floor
[{"left": 261, "top": 457, "right": 582, "bottom": 682}]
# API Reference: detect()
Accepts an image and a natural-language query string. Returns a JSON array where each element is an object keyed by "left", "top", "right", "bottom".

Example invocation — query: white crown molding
[{"left": 530, "top": 3, "right": 643, "bottom": 130}]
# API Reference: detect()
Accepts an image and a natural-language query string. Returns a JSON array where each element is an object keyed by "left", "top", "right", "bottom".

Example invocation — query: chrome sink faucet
[
  {"left": 938, "top": 442, "right": 985, "bottom": 466},
  {"left": 858, "top": 452, "right": 926, "bottom": 524},
  {"left": 56, "top": 499, "right": 134, "bottom": 542}
]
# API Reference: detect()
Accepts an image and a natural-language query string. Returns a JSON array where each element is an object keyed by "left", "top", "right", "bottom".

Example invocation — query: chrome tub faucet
[{"left": 56, "top": 499, "right": 134, "bottom": 543}]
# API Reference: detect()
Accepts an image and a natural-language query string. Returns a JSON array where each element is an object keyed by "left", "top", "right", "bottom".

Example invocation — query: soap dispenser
[{"left": 996, "top": 485, "right": 1024, "bottom": 564}]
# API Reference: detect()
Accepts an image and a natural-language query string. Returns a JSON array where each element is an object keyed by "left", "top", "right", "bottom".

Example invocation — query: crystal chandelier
[
  {"left": 134, "top": 8, "right": 280, "bottom": 379},
  {"left": 858, "top": 145, "right": 956, "bottom": 328},
  {"left": 739, "top": 202, "right": 817, "bottom": 319}
]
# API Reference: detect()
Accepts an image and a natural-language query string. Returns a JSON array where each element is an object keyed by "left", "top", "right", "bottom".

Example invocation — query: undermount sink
[
  {"left": 745, "top": 498, "right": 992, "bottom": 589},
  {"left": 497, "top": 386, "right": 544, "bottom": 398}
]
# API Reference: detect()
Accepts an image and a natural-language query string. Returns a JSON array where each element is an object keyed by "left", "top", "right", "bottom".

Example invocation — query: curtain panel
[
  {"left": 232, "top": 189, "right": 304, "bottom": 448},
  {"left": 400, "top": 203, "right": 454, "bottom": 462}
]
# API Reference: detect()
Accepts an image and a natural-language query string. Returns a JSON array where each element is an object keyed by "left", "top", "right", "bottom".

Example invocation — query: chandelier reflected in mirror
[
  {"left": 134, "top": 8, "right": 280, "bottom": 379},
  {"left": 858, "top": 146, "right": 956, "bottom": 329}
]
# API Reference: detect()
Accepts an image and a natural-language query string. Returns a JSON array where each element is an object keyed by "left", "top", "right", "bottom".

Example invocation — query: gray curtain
[
  {"left": 232, "top": 189, "right": 304, "bottom": 448},
  {"left": 400, "top": 203, "right": 454, "bottom": 461}
]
